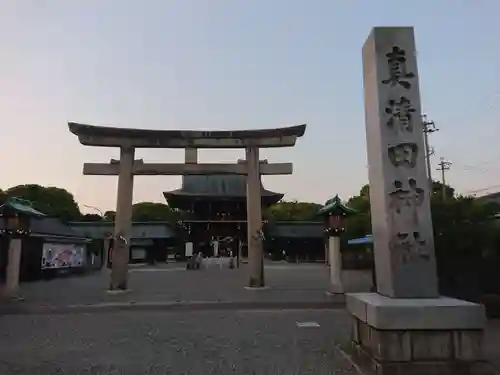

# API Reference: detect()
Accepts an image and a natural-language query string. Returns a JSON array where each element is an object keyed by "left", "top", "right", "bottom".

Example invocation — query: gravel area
[
  {"left": 2, "top": 263, "right": 498, "bottom": 374},
  {"left": 0, "top": 309, "right": 359, "bottom": 375}
]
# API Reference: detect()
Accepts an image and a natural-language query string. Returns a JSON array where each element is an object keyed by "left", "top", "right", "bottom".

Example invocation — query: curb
[{"left": 0, "top": 300, "right": 346, "bottom": 316}]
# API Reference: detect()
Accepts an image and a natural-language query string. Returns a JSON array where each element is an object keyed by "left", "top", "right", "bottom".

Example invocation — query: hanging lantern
[
  {"left": 318, "top": 195, "right": 356, "bottom": 237},
  {"left": 325, "top": 212, "right": 346, "bottom": 235}
]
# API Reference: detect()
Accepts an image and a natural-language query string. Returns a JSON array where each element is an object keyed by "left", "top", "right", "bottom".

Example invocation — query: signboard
[
  {"left": 131, "top": 247, "right": 146, "bottom": 261},
  {"left": 211, "top": 240, "right": 219, "bottom": 257},
  {"left": 185, "top": 242, "right": 193, "bottom": 257},
  {"left": 42, "top": 243, "right": 86, "bottom": 269}
]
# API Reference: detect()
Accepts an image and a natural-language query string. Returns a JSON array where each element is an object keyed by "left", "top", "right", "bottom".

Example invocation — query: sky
[{"left": 1, "top": 0, "right": 500, "bottom": 214}]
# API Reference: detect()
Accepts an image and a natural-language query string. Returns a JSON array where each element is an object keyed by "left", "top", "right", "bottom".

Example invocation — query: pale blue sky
[{"left": 1, "top": 1, "right": 500, "bottom": 213}]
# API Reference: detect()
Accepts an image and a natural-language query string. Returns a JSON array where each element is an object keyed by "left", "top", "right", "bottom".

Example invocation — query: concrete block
[
  {"left": 374, "top": 329, "right": 412, "bottom": 362},
  {"left": 346, "top": 293, "right": 486, "bottom": 330},
  {"left": 352, "top": 317, "right": 360, "bottom": 343},
  {"left": 453, "top": 331, "right": 483, "bottom": 361},
  {"left": 411, "top": 331, "right": 452, "bottom": 360},
  {"left": 350, "top": 316, "right": 485, "bottom": 375},
  {"left": 358, "top": 318, "right": 372, "bottom": 350}
]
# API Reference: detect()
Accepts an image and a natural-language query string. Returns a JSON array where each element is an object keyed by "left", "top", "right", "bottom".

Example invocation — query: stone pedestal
[
  {"left": 4, "top": 238, "right": 22, "bottom": 296},
  {"left": 110, "top": 146, "right": 135, "bottom": 290},
  {"left": 346, "top": 293, "right": 486, "bottom": 375},
  {"left": 328, "top": 236, "right": 343, "bottom": 294}
]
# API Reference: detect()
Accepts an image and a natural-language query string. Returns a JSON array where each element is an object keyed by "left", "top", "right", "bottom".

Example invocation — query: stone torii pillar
[
  {"left": 110, "top": 146, "right": 135, "bottom": 291},
  {"left": 245, "top": 146, "right": 264, "bottom": 288}
]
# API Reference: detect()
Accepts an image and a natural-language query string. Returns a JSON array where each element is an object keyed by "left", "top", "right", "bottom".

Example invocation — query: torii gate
[{"left": 68, "top": 122, "right": 306, "bottom": 291}]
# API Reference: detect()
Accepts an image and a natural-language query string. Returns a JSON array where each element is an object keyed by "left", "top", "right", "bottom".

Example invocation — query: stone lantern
[
  {"left": 0, "top": 197, "right": 45, "bottom": 296},
  {"left": 318, "top": 195, "right": 356, "bottom": 294}
]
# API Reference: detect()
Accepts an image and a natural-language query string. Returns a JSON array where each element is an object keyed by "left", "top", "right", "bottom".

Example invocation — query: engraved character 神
[
  {"left": 381, "top": 46, "right": 415, "bottom": 89},
  {"left": 388, "top": 180, "right": 411, "bottom": 213},
  {"left": 409, "top": 178, "right": 425, "bottom": 207}
]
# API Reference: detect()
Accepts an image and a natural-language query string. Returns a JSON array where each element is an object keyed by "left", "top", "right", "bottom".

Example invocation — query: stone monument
[{"left": 346, "top": 27, "right": 485, "bottom": 374}]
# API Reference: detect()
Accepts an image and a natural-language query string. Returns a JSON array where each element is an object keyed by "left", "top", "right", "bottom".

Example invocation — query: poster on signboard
[{"left": 41, "top": 243, "right": 86, "bottom": 269}]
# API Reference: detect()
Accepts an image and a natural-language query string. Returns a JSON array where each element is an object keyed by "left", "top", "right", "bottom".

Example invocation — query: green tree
[
  {"left": 103, "top": 211, "right": 116, "bottom": 221},
  {"left": 432, "top": 181, "right": 455, "bottom": 200},
  {"left": 265, "top": 201, "right": 322, "bottom": 221},
  {"left": 343, "top": 181, "right": 500, "bottom": 253},
  {"left": 4, "top": 184, "right": 81, "bottom": 221},
  {"left": 80, "top": 213, "right": 103, "bottom": 222},
  {"left": 132, "top": 202, "right": 179, "bottom": 222},
  {"left": 432, "top": 195, "right": 500, "bottom": 256},
  {"left": 344, "top": 185, "right": 371, "bottom": 239}
]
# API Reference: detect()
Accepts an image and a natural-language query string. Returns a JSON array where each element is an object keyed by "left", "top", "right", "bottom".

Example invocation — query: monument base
[{"left": 346, "top": 293, "right": 486, "bottom": 375}]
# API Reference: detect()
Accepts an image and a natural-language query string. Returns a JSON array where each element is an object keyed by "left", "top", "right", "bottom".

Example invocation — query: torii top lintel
[{"left": 68, "top": 122, "right": 306, "bottom": 148}]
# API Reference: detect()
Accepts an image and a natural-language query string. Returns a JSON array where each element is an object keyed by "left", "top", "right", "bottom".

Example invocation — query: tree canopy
[
  {"left": 265, "top": 201, "right": 323, "bottom": 222},
  {"left": 343, "top": 180, "right": 500, "bottom": 258},
  {"left": 2, "top": 184, "right": 81, "bottom": 221},
  {"left": 103, "top": 211, "right": 116, "bottom": 221},
  {"left": 80, "top": 213, "right": 103, "bottom": 222},
  {"left": 131, "top": 202, "right": 179, "bottom": 222}
]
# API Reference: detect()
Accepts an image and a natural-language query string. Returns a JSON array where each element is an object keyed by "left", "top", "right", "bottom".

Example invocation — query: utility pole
[
  {"left": 436, "top": 157, "right": 452, "bottom": 200},
  {"left": 422, "top": 115, "right": 439, "bottom": 188}
]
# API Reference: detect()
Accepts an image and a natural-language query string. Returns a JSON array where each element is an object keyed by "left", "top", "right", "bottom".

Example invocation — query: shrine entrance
[{"left": 68, "top": 122, "right": 306, "bottom": 290}]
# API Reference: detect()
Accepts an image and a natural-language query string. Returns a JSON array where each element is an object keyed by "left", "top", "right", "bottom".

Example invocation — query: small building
[
  {"left": 68, "top": 221, "right": 178, "bottom": 265},
  {"left": 264, "top": 221, "right": 324, "bottom": 262},
  {"left": 163, "top": 166, "right": 326, "bottom": 261},
  {"left": 1, "top": 216, "right": 89, "bottom": 282},
  {"left": 164, "top": 170, "right": 283, "bottom": 257}
]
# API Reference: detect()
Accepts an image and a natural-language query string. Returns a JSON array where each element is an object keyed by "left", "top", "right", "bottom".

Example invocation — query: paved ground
[
  {"left": 1, "top": 263, "right": 373, "bottom": 313},
  {"left": 0, "top": 263, "right": 498, "bottom": 374},
  {"left": 0, "top": 263, "right": 369, "bottom": 374}
]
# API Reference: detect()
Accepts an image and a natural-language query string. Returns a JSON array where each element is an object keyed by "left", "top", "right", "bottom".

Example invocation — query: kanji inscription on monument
[
  {"left": 381, "top": 46, "right": 415, "bottom": 89},
  {"left": 363, "top": 27, "right": 438, "bottom": 298},
  {"left": 385, "top": 96, "right": 415, "bottom": 132},
  {"left": 387, "top": 143, "right": 418, "bottom": 168}
]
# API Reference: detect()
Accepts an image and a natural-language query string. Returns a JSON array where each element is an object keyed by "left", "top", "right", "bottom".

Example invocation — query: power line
[
  {"left": 463, "top": 184, "right": 500, "bottom": 196},
  {"left": 436, "top": 157, "right": 452, "bottom": 200}
]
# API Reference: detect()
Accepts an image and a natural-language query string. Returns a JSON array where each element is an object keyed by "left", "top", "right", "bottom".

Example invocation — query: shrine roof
[
  {"left": 68, "top": 221, "right": 177, "bottom": 239},
  {"left": 318, "top": 195, "right": 357, "bottom": 216},
  {"left": 0, "top": 197, "right": 46, "bottom": 217},
  {"left": 0, "top": 217, "right": 88, "bottom": 242},
  {"left": 164, "top": 175, "right": 283, "bottom": 199},
  {"left": 68, "top": 122, "right": 306, "bottom": 148}
]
